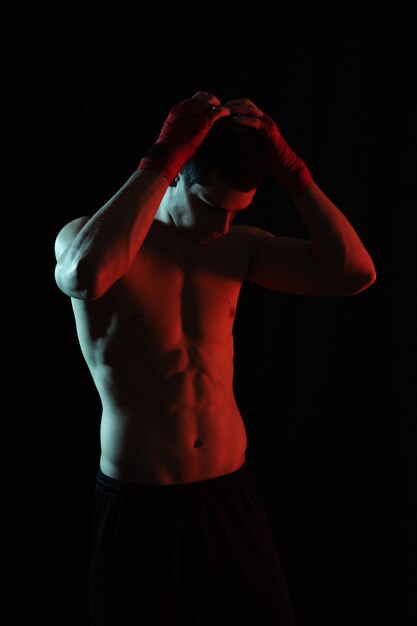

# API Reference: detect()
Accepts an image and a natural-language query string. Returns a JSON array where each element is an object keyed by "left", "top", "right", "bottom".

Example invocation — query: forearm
[
  {"left": 57, "top": 92, "right": 228, "bottom": 301},
  {"left": 293, "top": 182, "right": 376, "bottom": 287},
  {"left": 59, "top": 169, "right": 169, "bottom": 299}
]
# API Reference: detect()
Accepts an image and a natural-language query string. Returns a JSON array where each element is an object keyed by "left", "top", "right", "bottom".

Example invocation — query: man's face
[{"left": 170, "top": 171, "right": 256, "bottom": 245}]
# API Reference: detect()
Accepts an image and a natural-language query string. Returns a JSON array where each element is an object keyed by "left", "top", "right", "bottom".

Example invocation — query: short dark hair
[{"left": 181, "top": 117, "right": 266, "bottom": 191}]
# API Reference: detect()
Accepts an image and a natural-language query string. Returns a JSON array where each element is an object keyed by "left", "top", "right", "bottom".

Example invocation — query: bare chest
[
  {"left": 122, "top": 238, "right": 247, "bottom": 342},
  {"left": 75, "top": 233, "right": 251, "bottom": 356}
]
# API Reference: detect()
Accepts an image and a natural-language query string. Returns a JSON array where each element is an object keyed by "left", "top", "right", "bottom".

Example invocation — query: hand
[
  {"left": 139, "top": 91, "right": 230, "bottom": 184},
  {"left": 224, "top": 98, "right": 313, "bottom": 197}
]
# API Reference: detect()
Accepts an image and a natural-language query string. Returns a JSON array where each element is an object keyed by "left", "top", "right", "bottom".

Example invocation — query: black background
[{"left": 9, "top": 2, "right": 416, "bottom": 624}]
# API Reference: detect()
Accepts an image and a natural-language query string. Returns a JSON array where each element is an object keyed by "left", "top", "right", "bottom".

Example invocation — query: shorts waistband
[{"left": 96, "top": 461, "right": 251, "bottom": 498}]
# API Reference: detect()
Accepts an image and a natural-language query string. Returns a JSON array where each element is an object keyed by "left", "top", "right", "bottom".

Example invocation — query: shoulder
[
  {"left": 54, "top": 216, "right": 90, "bottom": 261},
  {"left": 231, "top": 223, "right": 277, "bottom": 249},
  {"left": 229, "top": 224, "right": 278, "bottom": 280}
]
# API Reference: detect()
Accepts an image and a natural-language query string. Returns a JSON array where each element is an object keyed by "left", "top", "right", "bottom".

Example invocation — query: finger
[
  {"left": 224, "top": 99, "right": 264, "bottom": 118},
  {"left": 192, "top": 91, "right": 222, "bottom": 108},
  {"left": 229, "top": 104, "right": 263, "bottom": 118},
  {"left": 223, "top": 98, "right": 253, "bottom": 107},
  {"left": 211, "top": 106, "right": 231, "bottom": 122},
  {"left": 230, "top": 115, "right": 261, "bottom": 129}
]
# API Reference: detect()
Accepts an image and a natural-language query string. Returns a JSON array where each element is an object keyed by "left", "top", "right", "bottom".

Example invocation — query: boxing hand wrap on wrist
[
  {"left": 260, "top": 114, "right": 313, "bottom": 198},
  {"left": 138, "top": 144, "right": 182, "bottom": 185},
  {"left": 138, "top": 99, "right": 214, "bottom": 185}
]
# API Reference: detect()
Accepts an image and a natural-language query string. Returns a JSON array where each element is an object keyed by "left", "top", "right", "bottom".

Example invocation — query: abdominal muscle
[{"left": 93, "top": 340, "right": 248, "bottom": 485}]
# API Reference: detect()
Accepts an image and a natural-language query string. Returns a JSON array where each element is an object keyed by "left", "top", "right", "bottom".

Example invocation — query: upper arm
[
  {"left": 54, "top": 216, "right": 90, "bottom": 262},
  {"left": 245, "top": 226, "right": 350, "bottom": 296}
]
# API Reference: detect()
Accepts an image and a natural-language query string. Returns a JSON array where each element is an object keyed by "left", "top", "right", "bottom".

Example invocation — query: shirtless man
[{"left": 54, "top": 91, "right": 376, "bottom": 625}]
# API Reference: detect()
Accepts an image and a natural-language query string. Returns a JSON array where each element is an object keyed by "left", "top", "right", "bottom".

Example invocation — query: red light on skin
[{"left": 197, "top": 232, "right": 223, "bottom": 244}]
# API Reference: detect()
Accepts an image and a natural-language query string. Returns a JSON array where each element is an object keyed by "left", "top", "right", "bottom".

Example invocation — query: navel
[{"left": 193, "top": 440, "right": 204, "bottom": 448}]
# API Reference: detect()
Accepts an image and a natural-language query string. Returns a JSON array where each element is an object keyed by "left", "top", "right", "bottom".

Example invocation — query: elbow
[
  {"left": 54, "top": 260, "right": 108, "bottom": 301},
  {"left": 357, "top": 260, "right": 377, "bottom": 292},
  {"left": 366, "top": 263, "right": 377, "bottom": 288},
  {"left": 342, "top": 264, "right": 377, "bottom": 296}
]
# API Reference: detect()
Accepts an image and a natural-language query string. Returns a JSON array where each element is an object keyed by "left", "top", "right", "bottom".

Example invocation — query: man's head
[
  {"left": 159, "top": 117, "right": 266, "bottom": 244},
  {"left": 181, "top": 116, "right": 266, "bottom": 191}
]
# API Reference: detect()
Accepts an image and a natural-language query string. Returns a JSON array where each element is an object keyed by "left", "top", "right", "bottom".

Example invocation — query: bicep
[{"left": 246, "top": 231, "right": 344, "bottom": 296}]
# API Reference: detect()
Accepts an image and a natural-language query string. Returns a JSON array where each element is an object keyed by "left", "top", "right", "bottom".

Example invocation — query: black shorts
[{"left": 89, "top": 462, "right": 296, "bottom": 626}]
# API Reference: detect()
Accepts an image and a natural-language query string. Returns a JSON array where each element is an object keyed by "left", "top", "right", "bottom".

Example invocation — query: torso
[{"left": 72, "top": 222, "right": 254, "bottom": 484}]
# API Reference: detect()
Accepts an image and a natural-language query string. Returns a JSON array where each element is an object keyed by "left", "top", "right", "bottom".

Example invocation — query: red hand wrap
[
  {"left": 138, "top": 99, "right": 214, "bottom": 184},
  {"left": 259, "top": 114, "right": 313, "bottom": 197}
]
